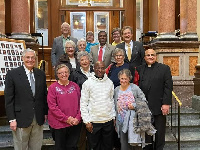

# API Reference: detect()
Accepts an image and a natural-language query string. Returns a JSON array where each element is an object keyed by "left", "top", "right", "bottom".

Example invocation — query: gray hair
[
  {"left": 56, "top": 64, "right": 70, "bottom": 75},
  {"left": 118, "top": 69, "right": 133, "bottom": 81},
  {"left": 65, "top": 40, "right": 76, "bottom": 48},
  {"left": 77, "top": 38, "right": 86, "bottom": 46},
  {"left": 77, "top": 51, "right": 92, "bottom": 63},
  {"left": 22, "top": 48, "right": 36, "bottom": 57},
  {"left": 113, "top": 48, "right": 125, "bottom": 57},
  {"left": 61, "top": 22, "right": 70, "bottom": 28},
  {"left": 86, "top": 31, "right": 94, "bottom": 37}
]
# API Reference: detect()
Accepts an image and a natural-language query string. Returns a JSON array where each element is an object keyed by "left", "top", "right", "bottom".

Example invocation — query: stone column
[
  {"left": 157, "top": 0, "right": 178, "bottom": 40},
  {"left": 10, "top": 0, "right": 34, "bottom": 42},
  {"left": 11, "top": 0, "right": 30, "bottom": 33},
  {"left": 180, "top": 0, "right": 198, "bottom": 40},
  {"left": 10, "top": 0, "right": 39, "bottom": 66},
  {"left": 180, "top": 0, "right": 187, "bottom": 35}
]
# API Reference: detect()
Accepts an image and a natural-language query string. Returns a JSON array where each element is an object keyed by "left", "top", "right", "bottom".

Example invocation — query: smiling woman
[
  {"left": 106, "top": 48, "right": 129, "bottom": 88},
  {"left": 47, "top": 63, "right": 82, "bottom": 150}
]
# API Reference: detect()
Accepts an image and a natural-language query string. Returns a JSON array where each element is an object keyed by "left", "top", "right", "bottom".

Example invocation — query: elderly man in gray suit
[
  {"left": 90, "top": 31, "right": 115, "bottom": 68},
  {"left": 51, "top": 22, "right": 78, "bottom": 69}
]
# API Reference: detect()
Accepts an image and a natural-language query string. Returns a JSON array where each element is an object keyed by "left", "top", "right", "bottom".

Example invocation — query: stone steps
[
  {"left": 1, "top": 107, "right": 200, "bottom": 149},
  {"left": 164, "top": 107, "right": 200, "bottom": 149}
]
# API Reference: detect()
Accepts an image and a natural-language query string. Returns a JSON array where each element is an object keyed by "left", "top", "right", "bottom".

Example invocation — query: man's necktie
[
  {"left": 127, "top": 44, "right": 131, "bottom": 61},
  {"left": 98, "top": 46, "right": 103, "bottom": 61},
  {"left": 30, "top": 71, "right": 35, "bottom": 96}
]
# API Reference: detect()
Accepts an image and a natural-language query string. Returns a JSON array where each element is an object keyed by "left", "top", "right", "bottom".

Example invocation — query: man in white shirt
[{"left": 80, "top": 61, "right": 115, "bottom": 150}]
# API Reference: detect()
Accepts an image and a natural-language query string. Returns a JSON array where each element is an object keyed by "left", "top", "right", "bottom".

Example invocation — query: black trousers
[
  {"left": 87, "top": 120, "right": 114, "bottom": 150},
  {"left": 54, "top": 123, "right": 82, "bottom": 150},
  {"left": 144, "top": 114, "right": 166, "bottom": 150}
]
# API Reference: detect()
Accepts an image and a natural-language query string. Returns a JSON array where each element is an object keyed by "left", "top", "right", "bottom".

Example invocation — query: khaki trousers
[{"left": 12, "top": 116, "right": 43, "bottom": 150}]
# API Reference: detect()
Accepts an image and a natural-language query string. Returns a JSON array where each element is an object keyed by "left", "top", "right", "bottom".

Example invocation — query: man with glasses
[
  {"left": 116, "top": 26, "right": 145, "bottom": 77},
  {"left": 51, "top": 22, "right": 78, "bottom": 69},
  {"left": 137, "top": 49, "right": 173, "bottom": 150},
  {"left": 5, "top": 49, "right": 48, "bottom": 150}
]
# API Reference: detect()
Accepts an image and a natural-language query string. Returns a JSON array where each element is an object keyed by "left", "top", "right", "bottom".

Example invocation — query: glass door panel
[
  {"left": 70, "top": 12, "right": 86, "bottom": 40},
  {"left": 94, "top": 12, "right": 109, "bottom": 43}
]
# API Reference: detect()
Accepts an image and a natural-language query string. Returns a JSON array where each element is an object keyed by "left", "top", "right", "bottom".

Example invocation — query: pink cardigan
[{"left": 47, "top": 81, "right": 81, "bottom": 129}]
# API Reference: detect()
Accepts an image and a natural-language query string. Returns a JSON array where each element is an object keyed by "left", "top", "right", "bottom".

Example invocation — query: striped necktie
[{"left": 30, "top": 71, "right": 35, "bottom": 96}]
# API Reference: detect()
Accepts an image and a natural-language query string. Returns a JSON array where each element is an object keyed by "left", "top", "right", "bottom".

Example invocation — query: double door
[{"left": 64, "top": 10, "right": 124, "bottom": 44}]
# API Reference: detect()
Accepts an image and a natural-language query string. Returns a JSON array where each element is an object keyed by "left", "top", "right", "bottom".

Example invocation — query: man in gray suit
[
  {"left": 90, "top": 31, "right": 115, "bottom": 68},
  {"left": 51, "top": 22, "right": 78, "bottom": 69}
]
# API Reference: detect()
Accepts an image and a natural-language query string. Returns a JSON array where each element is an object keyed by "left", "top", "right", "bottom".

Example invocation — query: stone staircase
[
  {"left": 0, "top": 107, "right": 200, "bottom": 150},
  {"left": 0, "top": 116, "right": 54, "bottom": 150},
  {"left": 164, "top": 107, "right": 200, "bottom": 150}
]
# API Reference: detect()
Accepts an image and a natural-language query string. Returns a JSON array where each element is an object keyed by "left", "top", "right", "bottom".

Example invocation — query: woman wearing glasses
[
  {"left": 47, "top": 64, "right": 81, "bottom": 150},
  {"left": 57, "top": 40, "right": 78, "bottom": 72}
]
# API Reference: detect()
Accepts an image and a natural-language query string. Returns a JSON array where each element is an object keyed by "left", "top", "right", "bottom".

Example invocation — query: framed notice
[{"left": 0, "top": 39, "right": 26, "bottom": 95}]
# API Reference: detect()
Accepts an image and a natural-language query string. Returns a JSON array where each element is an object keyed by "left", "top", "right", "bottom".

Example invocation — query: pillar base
[
  {"left": 155, "top": 33, "right": 179, "bottom": 41},
  {"left": 180, "top": 33, "right": 198, "bottom": 41},
  {"left": 9, "top": 32, "right": 35, "bottom": 42}
]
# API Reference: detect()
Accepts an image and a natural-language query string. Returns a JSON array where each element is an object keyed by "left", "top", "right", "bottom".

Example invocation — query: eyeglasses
[
  {"left": 145, "top": 54, "right": 156, "bottom": 57},
  {"left": 24, "top": 56, "right": 36, "bottom": 60},
  {"left": 113, "top": 32, "right": 120, "bottom": 35},
  {"left": 65, "top": 47, "right": 74, "bottom": 49},
  {"left": 115, "top": 55, "right": 124, "bottom": 57},
  {"left": 57, "top": 71, "right": 69, "bottom": 75}
]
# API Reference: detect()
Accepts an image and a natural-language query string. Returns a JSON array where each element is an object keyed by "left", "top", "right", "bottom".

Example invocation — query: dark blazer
[
  {"left": 90, "top": 43, "right": 115, "bottom": 68},
  {"left": 51, "top": 36, "right": 78, "bottom": 67},
  {"left": 5, "top": 66, "right": 48, "bottom": 128},
  {"left": 137, "top": 62, "right": 173, "bottom": 115},
  {"left": 70, "top": 65, "right": 94, "bottom": 89},
  {"left": 116, "top": 41, "right": 145, "bottom": 70}
]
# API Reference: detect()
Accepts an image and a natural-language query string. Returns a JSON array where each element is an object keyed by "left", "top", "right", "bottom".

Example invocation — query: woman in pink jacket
[{"left": 47, "top": 64, "right": 81, "bottom": 150}]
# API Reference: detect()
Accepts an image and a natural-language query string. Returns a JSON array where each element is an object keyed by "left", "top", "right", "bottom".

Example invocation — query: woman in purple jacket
[{"left": 47, "top": 64, "right": 81, "bottom": 150}]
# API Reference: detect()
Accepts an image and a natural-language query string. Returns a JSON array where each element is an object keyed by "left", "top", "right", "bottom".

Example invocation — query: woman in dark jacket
[
  {"left": 106, "top": 48, "right": 129, "bottom": 88},
  {"left": 71, "top": 51, "right": 93, "bottom": 88}
]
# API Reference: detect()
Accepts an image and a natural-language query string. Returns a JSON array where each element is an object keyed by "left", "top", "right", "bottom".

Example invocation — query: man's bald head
[
  {"left": 144, "top": 49, "right": 157, "bottom": 65},
  {"left": 94, "top": 61, "right": 105, "bottom": 78}
]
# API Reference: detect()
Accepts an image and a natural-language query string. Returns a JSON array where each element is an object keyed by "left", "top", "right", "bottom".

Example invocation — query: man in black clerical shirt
[{"left": 137, "top": 49, "right": 173, "bottom": 150}]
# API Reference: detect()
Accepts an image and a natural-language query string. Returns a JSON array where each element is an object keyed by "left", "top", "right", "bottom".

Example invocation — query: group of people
[{"left": 4, "top": 22, "right": 173, "bottom": 150}]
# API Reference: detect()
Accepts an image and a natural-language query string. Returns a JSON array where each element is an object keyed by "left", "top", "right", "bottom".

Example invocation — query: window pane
[{"left": 35, "top": 0, "right": 48, "bottom": 46}]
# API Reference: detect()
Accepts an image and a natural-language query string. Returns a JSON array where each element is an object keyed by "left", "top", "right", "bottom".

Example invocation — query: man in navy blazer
[
  {"left": 116, "top": 26, "right": 145, "bottom": 76},
  {"left": 5, "top": 49, "right": 48, "bottom": 150},
  {"left": 51, "top": 22, "right": 78, "bottom": 68},
  {"left": 137, "top": 49, "right": 173, "bottom": 150}
]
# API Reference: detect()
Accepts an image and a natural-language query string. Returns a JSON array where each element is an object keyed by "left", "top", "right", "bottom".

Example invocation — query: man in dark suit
[
  {"left": 90, "top": 31, "right": 115, "bottom": 68},
  {"left": 116, "top": 26, "right": 145, "bottom": 75},
  {"left": 137, "top": 49, "right": 173, "bottom": 150},
  {"left": 51, "top": 22, "right": 78, "bottom": 69},
  {"left": 5, "top": 49, "right": 48, "bottom": 150}
]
